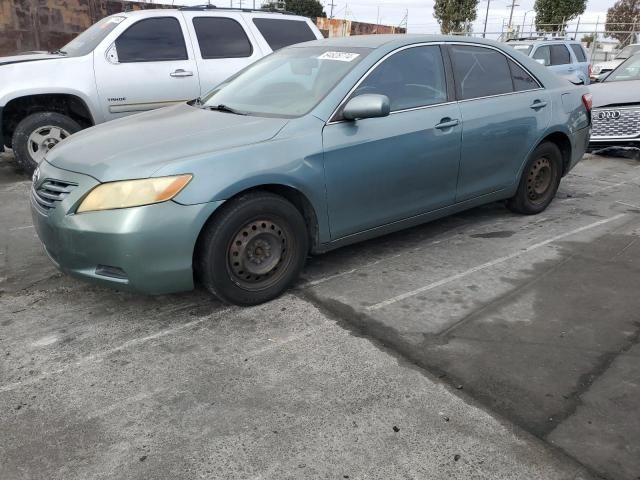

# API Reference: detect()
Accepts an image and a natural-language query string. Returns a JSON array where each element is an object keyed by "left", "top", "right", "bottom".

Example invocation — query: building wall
[
  {"left": 315, "top": 17, "right": 406, "bottom": 38},
  {"left": 0, "top": 0, "right": 171, "bottom": 56}
]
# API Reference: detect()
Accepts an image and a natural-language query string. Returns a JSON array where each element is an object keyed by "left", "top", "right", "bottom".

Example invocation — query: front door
[
  {"left": 94, "top": 15, "right": 200, "bottom": 120},
  {"left": 322, "top": 45, "right": 461, "bottom": 239},
  {"left": 447, "top": 44, "right": 551, "bottom": 201}
]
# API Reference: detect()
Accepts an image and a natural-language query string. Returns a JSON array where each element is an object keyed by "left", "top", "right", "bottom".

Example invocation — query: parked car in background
[
  {"left": 30, "top": 35, "right": 592, "bottom": 305},
  {"left": 0, "top": 6, "right": 322, "bottom": 173},
  {"left": 589, "top": 53, "right": 640, "bottom": 151},
  {"left": 507, "top": 39, "right": 591, "bottom": 85},
  {"left": 591, "top": 43, "right": 640, "bottom": 80}
]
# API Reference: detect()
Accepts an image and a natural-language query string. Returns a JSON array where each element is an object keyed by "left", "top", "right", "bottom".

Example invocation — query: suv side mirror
[{"left": 343, "top": 94, "right": 390, "bottom": 121}]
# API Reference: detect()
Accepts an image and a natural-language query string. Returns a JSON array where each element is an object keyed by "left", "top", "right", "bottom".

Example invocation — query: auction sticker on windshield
[{"left": 318, "top": 51, "right": 360, "bottom": 62}]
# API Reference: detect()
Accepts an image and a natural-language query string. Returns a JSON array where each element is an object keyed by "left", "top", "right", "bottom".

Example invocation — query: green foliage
[
  {"left": 581, "top": 33, "right": 594, "bottom": 47},
  {"left": 433, "top": 0, "right": 479, "bottom": 34},
  {"left": 605, "top": 0, "right": 639, "bottom": 46},
  {"left": 534, "top": 0, "right": 587, "bottom": 31},
  {"left": 263, "top": 0, "right": 326, "bottom": 18}
]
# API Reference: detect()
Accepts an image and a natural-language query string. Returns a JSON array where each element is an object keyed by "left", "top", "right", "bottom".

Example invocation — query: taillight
[{"left": 582, "top": 93, "right": 593, "bottom": 112}]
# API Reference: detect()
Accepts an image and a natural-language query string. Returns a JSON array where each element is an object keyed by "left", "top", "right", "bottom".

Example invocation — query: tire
[
  {"left": 197, "top": 192, "right": 309, "bottom": 306},
  {"left": 12, "top": 112, "right": 82, "bottom": 175},
  {"left": 507, "top": 142, "right": 563, "bottom": 215}
]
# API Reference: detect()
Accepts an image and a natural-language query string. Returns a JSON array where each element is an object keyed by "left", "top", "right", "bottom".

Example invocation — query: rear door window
[
  {"left": 570, "top": 44, "right": 587, "bottom": 62},
  {"left": 252, "top": 18, "right": 316, "bottom": 50},
  {"left": 532, "top": 45, "right": 551, "bottom": 66},
  {"left": 550, "top": 45, "right": 571, "bottom": 65},
  {"left": 115, "top": 17, "right": 187, "bottom": 63},
  {"left": 352, "top": 45, "right": 447, "bottom": 111},
  {"left": 509, "top": 60, "right": 539, "bottom": 91},
  {"left": 193, "top": 17, "right": 252, "bottom": 58},
  {"left": 449, "top": 45, "right": 514, "bottom": 100}
]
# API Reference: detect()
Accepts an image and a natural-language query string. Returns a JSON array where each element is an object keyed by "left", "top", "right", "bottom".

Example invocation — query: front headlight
[{"left": 77, "top": 175, "right": 192, "bottom": 213}]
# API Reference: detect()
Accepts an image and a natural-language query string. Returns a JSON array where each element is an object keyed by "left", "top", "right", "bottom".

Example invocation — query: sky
[{"left": 140, "top": 0, "right": 619, "bottom": 37}]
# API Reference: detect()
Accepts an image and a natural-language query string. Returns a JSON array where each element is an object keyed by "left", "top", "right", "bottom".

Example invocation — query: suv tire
[
  {"left": 12, "top": 112, "right": 81, "bottom": 174},
  {"left": 197, "top": 192, "right": 308, "bottom": 306}
]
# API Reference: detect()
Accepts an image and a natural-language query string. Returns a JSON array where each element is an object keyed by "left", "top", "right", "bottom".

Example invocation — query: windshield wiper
[
  {"left": 49, "top": 49, "right": 67, "bottom": 55},
  {"left": 207, "top": 104, "right": 246, "bottom": 115}
]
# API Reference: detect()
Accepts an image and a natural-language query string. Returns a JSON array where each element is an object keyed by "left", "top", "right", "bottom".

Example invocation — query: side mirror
[{"left": 343, "top": 94, "right": 390, "bottom": 121}]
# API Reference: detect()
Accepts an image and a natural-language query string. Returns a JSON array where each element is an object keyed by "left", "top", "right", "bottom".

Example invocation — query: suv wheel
[
  {"left": 12, "top": 112, "right": 82, "bottom": 174},
  {"left": 507, "top": 142, "right": 562, "bottom": 215},
  {"left": 197, "top": 192, "right": 308, "bottom": 306}
]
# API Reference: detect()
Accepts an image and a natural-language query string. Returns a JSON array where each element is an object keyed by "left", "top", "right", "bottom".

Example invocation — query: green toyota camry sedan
[{"left": 31, "top": 35, "right": 592, "bottom": 305}]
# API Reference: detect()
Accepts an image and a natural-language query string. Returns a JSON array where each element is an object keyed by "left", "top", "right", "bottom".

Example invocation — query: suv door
[
  {"left": 448, "top": 44, "right": 551, "bottom": 201},
  {"left": 532, "top": 44, "right": 574, "bottom": 79},
  {"left": 569, "top": 43, "right": 590, "bottom": 84},
  {"left": 94, "top": 15, "right": 200, "bottom": 120},
  {"left": 182, "top": 13, "right": 264, "bottom": 95},
  {"left": 322, "top": 45, "right": 461, "bottom": 239}
]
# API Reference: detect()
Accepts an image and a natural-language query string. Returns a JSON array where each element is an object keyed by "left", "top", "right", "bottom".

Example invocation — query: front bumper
[
  {"left": 589, "top": 106, "right": 640, "bottom": 150},
  {"left": 30, "top": 161, "right": 223, "bottom": 294}
]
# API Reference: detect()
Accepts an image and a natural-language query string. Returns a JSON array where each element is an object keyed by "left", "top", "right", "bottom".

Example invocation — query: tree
[
  {"left": 581, "top": 33, "right": 595, "bottom": 47},
  {"left": 264, "top": 0, "right": 326, "bottom": 18},
  {"left": 433, "top": 0, "right": 479, "bottom": 34},
  {"left": 534, "top": 0, "right": 587, "bottom": 32},
  {"left": 605, "top": 0, "right": 639, "bottom": 47}
]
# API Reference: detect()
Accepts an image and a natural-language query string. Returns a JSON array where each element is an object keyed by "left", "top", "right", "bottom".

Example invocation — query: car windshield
[
  {"left": 605, "top": 54, "right": 640, "bottom": 82},
  {"left": 615, "top": 44, "right": 640, "bottom": 60},
  {"left": 201, "top": 46, "right": 370, "bottom": 118},
  {"left": 59, "top": 16, "right": 125, "bottom": 56},
  {"left": 510, "top": 44, "right": 533, "bottom": 55}
]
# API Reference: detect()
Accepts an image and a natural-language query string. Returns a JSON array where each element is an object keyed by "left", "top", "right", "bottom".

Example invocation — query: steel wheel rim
[
  {"left": 27, "top": 126, "right": 71, "bottom": 164},
  {"left": 527, "top": 156, "right": 553, "bottom": 203},
  {"left": 227, "top": 218, "right": 291, "bottom": 291}
]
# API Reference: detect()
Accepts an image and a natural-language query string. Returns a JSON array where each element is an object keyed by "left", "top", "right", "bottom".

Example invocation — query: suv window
[
  {"left": 116, "top": 17, "right": 187, "bottom": 62},
  {"left": 533, "top": 45, "right": 571, "bottom": 66},
  {"left": 193, "top": 17, "right": 252, "bottom": 59},
  {"left": 509, "top": 60, "right": 538, "bottom": 91},
  {"left": 449, "top": 45, "right": 513, "bottom": 100},
  {"left": 352, "top": 45, "right": 447, "bottom": 111},
  {"left": 570, "top": 44, "right": 587, "bottom": 62},
  {"left": 252, "top": 18, "right": 316, "bottom": 51}
]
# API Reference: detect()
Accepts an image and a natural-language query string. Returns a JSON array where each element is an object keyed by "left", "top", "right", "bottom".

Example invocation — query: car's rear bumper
[
  {"left": 30, "top": 161, "right": 223, "bottom": 295},
  {"left": 567, "top": 125, "right": 591, "bottom": 173}
]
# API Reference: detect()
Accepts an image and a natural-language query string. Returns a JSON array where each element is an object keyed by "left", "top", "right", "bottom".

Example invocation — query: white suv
[{"left": 0, "top": 7, "right": 322, "bottom": 172}]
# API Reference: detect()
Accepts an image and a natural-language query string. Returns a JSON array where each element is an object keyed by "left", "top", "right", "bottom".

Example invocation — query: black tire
[
  {"left": 12, "top": 112, "right": 82, "bottom": 174},
  {"left": 197, "top": 192, "right": 309, "bottom": 306},
  {"left": 507, "top": 142, "right": 563, "bottom": 215}
]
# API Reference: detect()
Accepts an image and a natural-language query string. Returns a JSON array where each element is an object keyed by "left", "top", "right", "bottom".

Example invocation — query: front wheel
[
  {"left": 197, "top": 192, "right": 308, "bottom": 306},
  {"left": 12, "top": 112, "right": 82, "bottom": 174},
  {"left": 507, "top": 142, "right": 563, "bottom": 215}
]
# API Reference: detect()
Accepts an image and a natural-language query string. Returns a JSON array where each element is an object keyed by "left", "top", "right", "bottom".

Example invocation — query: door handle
[
  {"left": 170, "top": 69, "right": 194, "bottom": 78},
  {"left": 435, "top": 118, "right": 459, "bottom": 129},
  {"left": 530, "top": 100, "right": 548, "bottom": 110}
]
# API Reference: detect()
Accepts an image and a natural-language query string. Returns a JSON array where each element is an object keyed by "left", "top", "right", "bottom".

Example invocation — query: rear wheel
[
  {"left": 12, "top": 112, "right": 81, "bottom": 174},
  {"left": 197, "top": 192, "right": 308, "bottom": 306},
  {"left": 507, "top": 142, "right": 562, "bottom": 215}
]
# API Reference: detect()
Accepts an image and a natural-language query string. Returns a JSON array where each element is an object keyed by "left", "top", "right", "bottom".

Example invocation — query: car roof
[
  {"left": 297, "top": 34, "right": 518, "bottom": 50},
  {"left": 121, "top": 8, "right": 305, "bottom": 18},
  {"left": 506, "top": 39, "right": 581, "bottom": 46}
]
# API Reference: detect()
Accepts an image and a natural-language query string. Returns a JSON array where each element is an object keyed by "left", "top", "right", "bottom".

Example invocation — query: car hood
[
  {"left": 592, "top": 59, "right": 623, "bottom": 72},
  {"left": 46, "top": 104, "right": 289, "bottom": 182},
  {"left": 590, "top": 80, "right": 640, "bottom": 107},
  {"left": 0, "top": 51, "right": 64, "bottom": 66}
]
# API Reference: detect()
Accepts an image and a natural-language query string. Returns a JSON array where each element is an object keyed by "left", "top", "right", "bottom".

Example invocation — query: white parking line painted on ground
[
  {"left": 366, "top": 213, "right": 627, "bottom": 311},
  {"left": 617, "top": 200, "right": 640, "bottom": 210},
  {"left": 9, "top": 225, "right": 34, "bottom": 231}
]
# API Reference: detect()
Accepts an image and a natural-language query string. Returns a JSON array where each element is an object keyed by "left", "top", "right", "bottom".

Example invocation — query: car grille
[
  {"left": 31, "top": 179, "right": 77, "bottom": 213},
  {"left": 591, "top": 107, "right": 640, "bottom": 139}
]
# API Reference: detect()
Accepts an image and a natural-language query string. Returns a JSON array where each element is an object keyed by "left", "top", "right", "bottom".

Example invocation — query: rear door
[
  {"left": 250, "top": 16, "right": 320, "bottom": 53},
  {"left": 569, "top": 43, "right": 590, "bottom": 83},
  {"left": 94, "top": 14, "right": 200, "bottom": 120},
  {"left": 181, "top": 12, "right": 265, "bottom": 95},
  {"left": 533, "top": 44, "right": 574, "bottom": 79},
  {"left": 448, "top": 44, "right": 551, "bottom": 202}
]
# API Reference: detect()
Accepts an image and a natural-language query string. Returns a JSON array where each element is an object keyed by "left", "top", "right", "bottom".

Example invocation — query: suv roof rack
[{"left": 178, "top": 4, "right": 296, "bottom": 15}]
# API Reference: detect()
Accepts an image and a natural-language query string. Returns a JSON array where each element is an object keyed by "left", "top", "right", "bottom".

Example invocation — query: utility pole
[
  {"left": 328, "top": 1, "right": 336, "bottom": 19},
  {"left": 507, "top": 0, "right": 517, "bottom": 29},
  {"left": 482, "top": 0, "right": 490, "bottom": 38},
  {"left": 590, "top": 16, "right": 599, "bottom": 59}
]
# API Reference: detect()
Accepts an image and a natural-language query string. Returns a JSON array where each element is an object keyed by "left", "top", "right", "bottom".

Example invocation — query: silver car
[{"left": 589, "top": 53, "right": 640, "bottom": 151}]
